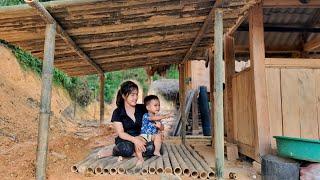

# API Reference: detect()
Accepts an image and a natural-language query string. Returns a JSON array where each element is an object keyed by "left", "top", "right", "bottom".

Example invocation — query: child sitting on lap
[{"left": 136, "top": 95, "right": 172, "bottom": 165}]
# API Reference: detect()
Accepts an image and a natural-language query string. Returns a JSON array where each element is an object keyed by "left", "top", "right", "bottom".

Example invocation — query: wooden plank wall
[
  {"left": 266, "top": 58, "right": 320, "bottom": 150},
  {"left": 232, "top": 68, "right": 255, "bottom": 158},
  {"left": 232, "top": 58, "right": 320, "bottom": 158}
]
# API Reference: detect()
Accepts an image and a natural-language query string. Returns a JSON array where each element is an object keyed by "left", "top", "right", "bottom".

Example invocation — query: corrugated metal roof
[{"left": 235, "top": 8, "right": 320, "bottom": 54}]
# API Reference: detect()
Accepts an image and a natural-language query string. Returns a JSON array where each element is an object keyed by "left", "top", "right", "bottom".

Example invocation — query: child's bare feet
[
  {"left": 136, "top": 159, "right": 144, "bottom": 166},
  {"left": 154, "top": 152, "right": 161, "bottom": 157}
]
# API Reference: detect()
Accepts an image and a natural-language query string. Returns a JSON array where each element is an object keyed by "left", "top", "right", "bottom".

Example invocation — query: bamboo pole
[
  {"left": 148, "top": 157, "right": 158, "bottom": 174},
  {"left": 179, "top": 64, "right": 186, "bottom": 144},
  {"left": 109, "top": 158, "right": 129, "bottom": 175},
  {"left": 35, "top": 23, "right": 56, "bottom": 180},
  {"left": 99, "top": 74, "right": 105, "bottom": 124},
  {"left": 102, "top": 157, "right": 120, "bottom": 174},
  {"left": 213, "top": 9, "right": 224, "bottom": 179},
  {"left": 71, "top": 147, "right": 103, "bottom": 173},
  {"left": 140, "top": 156, "right": 159, "bottom": 175},
  {"left": 118, "top": 157, "right": 138, "bottom": 174},
  {"left": 171, "top": 144, "right": 190, "bottom": 177},
  {"left": 180, "top": 144, "right": 207, "bottom": 179},
  {"left": 175, "top": 145, "right": 198, "bottom": 178},
  {"left": 162, "top": 144, "right": 172, "bottom": 174},
  {"left": 185, "top": 145, "right": 215, "bottom": 179},
  {"left": 166, "top": 144, "right": 182, "bottom": 176},
  {"left": 155, "top": 155, "right": 164, "bottom": 174},
  {"left": 86, "top": 157, "right": 111, "bottom": 175},
  {"left": 95, "top": 156, "right": 118, "bottom": 174},
  {"left": 78, "top": 157, "right": 98, "bottom": 174}
]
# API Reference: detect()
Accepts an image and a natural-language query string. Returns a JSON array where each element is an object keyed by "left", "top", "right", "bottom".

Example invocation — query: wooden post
[
  {"left": 224, "top": 35, "right": 235, "bottom": 143},
  {"left": 213, "top": 9, "right": 224, "bottom": 179},
  {"left": 36, "top": 23, "right": 56, "bottom": 180},
  {"left": 99, "top": 74, "right": 105, "bottom": 124},
  {"left": 208, "top": 47, "right": 215, "bottom": 141},
  {"left": 179, "top": 63, "right": 186, "bottom": 144},
  {"left": 249, "top": 3, "right": 271, "bottom": 160}
]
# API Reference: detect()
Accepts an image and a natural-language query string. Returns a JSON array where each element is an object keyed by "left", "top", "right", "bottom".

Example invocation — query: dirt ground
[{"left": 0, "top": 45, "right": 259, "bottom": 180}]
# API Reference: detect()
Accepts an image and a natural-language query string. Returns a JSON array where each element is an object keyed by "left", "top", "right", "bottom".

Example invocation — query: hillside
[{"left": 0, "top": 45, "right": 115, "bottom": 179}]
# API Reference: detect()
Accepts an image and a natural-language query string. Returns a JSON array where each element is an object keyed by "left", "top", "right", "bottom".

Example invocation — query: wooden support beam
[
  {"left": 24, "top": 0, "right": 104, "bottom": 74},
  {"left": 304, "top": 37, "right": 320, "bottom": 52},
  {"left": 249, "top": 3, "right": 271, "bottom": 161},
  {"left": 265, "top": 58, "right": 320, "bottom": 68},
  {"left": 263, "top": 0, "right": 320, "bottom": 8},
  {"left": 99, "top": 74, "right": 105, "bottom": 124},
  {"left": 180, "top": 6, "right": 215, "bottom": 64},
  {"left": 238, "top": 25, "right": 320, "bottom": 33},
  {"left": 224, "top": 35, "right": 235, "bottom": 143},
  {"left": 179, "top": 63, "right": 186, "bottom": 144},
  {"left": 36, "top": 23, "right": 56, "bottom": 180},
  {"left": 213, "top": 9, "right": 224, "bottom": 179}
]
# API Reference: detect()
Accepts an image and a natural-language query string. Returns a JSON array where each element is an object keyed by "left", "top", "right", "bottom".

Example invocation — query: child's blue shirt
[{"left": 140, "top": 113, "right": 158, "bottom": 135}]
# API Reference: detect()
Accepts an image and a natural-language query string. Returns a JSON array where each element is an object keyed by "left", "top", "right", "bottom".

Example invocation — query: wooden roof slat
[
  {"left": 0, "top": 0, "right": 254, "bottom": 76},
  {"left": 25, "top": 0, "right": 104, "bottom": 74}
]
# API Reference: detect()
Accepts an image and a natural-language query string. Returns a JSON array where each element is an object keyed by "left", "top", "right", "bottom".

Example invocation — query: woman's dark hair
[{"left": 116, "top": 81, "right": 139, "bottom": 107}]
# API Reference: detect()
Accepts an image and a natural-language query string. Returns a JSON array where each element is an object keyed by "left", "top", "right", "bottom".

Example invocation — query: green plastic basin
[{"left": 274, "top": 136, "right": 320, "bottom": 162}]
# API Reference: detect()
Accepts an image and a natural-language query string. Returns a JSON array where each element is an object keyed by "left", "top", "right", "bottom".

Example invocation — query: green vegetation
[
  {"left": 0, "top": 40, "right": 179, "bottom": 106},
  {"left": 0, "top": 0, "right": 51, "bottom": 6}
]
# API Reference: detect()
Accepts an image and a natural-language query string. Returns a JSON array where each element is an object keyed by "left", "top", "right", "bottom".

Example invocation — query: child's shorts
[{"left": 139, "top": 134, "right": 153, "bottom": 142}]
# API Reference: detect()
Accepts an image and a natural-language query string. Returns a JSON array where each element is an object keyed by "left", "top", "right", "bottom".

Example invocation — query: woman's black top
[{"left": 111, "top": 104, "right": 147, "bottom": 138}]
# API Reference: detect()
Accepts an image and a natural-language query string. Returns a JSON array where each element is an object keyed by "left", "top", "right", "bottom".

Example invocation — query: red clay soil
[{"left": 0, "top": 45, "right": 117, "bottom": 180}]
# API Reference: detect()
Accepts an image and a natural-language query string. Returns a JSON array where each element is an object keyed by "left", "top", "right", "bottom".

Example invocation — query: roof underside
[
  {"left": 236, "top": 7, "right": 320, "bottom": 55},
  {"left": 0, "top": 0, "right": 254, "bottom": 76}
]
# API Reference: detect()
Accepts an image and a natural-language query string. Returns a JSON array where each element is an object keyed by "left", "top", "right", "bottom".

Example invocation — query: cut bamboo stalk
[
  {"left": 180, "top": 145, "right": 207, "bottom": 179},
  {"left": 118, "top": 157, "right": 137, "bottom": 174},
  {"left": 155, "top": 155, "right": 164, "bottom": 174},
  {"left": 185, "top": 145, "right": 215, "bottom": 179},
  {"left": 95, "top": 156, "right": 118, "bottom": 174},
  {"left": 148, "top": 157, "right": 158, "bottom": 174},
  {"left": 86, "top": 157, "right": 107, "bottom": 175},
  {"left": 77, "top": 156, "right": 99, "bottom": 174},
  {"left": 102, "top": 157, "right": 120, "bottom": 174},
  {"left": 109, "top": 158, "right": 129, "bottom": 175},
  {"left": 71, "top": 147, "right": 102, "bottom": 173},
  {"left": 171, "top": 144, "right": 190, "bottom": 177},
  {"left": 140, "top": 156, "right": 159, "bottom": 175},
  {"left": 166, "top": 144, "right": 182, "bottom": 176},
  {"left": 162, "top": 144, "right": 172, "bottom": 174},
  {"left": 175, "top": 145, "right": 199, "bottom": 178}
]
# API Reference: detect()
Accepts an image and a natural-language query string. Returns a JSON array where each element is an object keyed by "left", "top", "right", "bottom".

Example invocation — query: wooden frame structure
[
  {"left": 2, "top": 0, "right": 319, "bottom": 178},
  {"left": 0, "top": 0, "right": 262, "bottom": 179},
  {"left": 183, "top": 0, "right": 320, "bottom": 164},
  {"left": 228, "top": 1, "right": 320, "bottom": 162}
]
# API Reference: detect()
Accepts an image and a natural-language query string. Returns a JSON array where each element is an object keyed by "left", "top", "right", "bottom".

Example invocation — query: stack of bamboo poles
[{"left": 71, "top": 143, "right": 215, "bottom": 179}]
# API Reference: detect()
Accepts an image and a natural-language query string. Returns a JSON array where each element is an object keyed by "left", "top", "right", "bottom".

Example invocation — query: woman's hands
[{"left": 133, "top": 137, "right": 146, "bottom": 152}]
